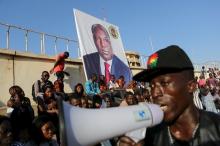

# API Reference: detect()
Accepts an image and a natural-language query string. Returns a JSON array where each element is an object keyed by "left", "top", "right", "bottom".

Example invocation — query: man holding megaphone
[{"left": 119, "top": 45, "right": 220, "bottom": 146}]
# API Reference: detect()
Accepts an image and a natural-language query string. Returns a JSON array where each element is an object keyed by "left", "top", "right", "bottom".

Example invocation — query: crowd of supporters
[
  {"left": 1, "top": 66, "right": 220, "bottom": 146},
  {"left": 194, "top": 66, "right": 220, "bottom": 113}
]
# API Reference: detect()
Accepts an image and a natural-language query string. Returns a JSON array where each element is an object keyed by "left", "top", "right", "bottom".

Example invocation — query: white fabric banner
[{"left": 74, "top": 9, "right": 132, "bottom": 84}]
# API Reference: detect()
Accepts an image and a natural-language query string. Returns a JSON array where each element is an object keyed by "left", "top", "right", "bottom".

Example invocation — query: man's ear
[{"left": 187, "top": 80, "right": 197, "bottom": 93}]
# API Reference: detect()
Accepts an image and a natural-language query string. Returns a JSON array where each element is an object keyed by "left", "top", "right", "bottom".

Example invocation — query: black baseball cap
[{"left": 133, "top": 45, "right": 194, "bottom": 82}]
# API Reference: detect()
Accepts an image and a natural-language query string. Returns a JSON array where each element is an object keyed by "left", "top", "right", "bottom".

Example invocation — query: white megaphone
[{"left": 58, "top": 99, "right": 163, "bottom": 146}]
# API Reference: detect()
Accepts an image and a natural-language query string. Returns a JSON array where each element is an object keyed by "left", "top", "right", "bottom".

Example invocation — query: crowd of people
[
  {"left": 194, "top": 66, "right": 220, "bottom": 113},
  {"left": 0, "top": 69, "right": 151, "bottom": 146},
  {"left": 0, "top": 49, "right": 152, "bottom": 146},
  {"left": 1, "top": 46, "right": 220, "bottom": 146}
]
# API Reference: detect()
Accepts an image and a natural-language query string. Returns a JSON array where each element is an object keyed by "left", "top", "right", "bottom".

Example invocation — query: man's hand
[
  {"left": 118, "top": 136, "right": 136, "bottom": 146},
  {"left": 118, "top": 136, "right": 144, "bottom": 146}
]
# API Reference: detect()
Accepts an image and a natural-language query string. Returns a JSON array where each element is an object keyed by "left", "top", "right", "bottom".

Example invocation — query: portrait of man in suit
[{"left": 83, "top": 24, "right": 132, "bottom": 85}]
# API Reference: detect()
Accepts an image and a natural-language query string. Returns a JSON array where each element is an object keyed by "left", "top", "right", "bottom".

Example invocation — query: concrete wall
[{"left": 0, "top": 48, "right": 86, "bottom": 107}]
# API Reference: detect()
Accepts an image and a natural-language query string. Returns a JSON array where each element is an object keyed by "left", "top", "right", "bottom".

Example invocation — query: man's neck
[{"left": 169, "top": 104, "right": 200, "bottom": 141}]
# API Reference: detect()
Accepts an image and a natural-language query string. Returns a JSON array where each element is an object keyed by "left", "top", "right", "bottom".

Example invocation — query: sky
[{"left": 0, "top": 0, "right": 220, "bottom": 64}]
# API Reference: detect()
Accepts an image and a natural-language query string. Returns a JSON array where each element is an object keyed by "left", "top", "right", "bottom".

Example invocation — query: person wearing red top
[
  {"left": 50, "top": 51, "right": 69, "bottom": 81},
  {"left": 198, "top": 75, "right": 206, "bottom": 88}
]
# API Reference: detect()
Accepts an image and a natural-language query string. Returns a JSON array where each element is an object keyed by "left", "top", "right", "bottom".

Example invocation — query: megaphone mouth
[{"left": 58, "top": 97, "right": 163, "bottom": 146}]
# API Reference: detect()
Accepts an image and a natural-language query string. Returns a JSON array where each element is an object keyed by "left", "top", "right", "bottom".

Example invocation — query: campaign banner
[{"left": 74, "top": 9, "right": 132, "bottom": 85}]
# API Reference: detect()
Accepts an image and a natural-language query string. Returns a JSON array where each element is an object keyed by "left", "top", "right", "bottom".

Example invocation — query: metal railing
[
  {"left": 193, "top": 61, "right": 220, "bottom": 71},
  {"left": 0, "top": 22, "right": 150, "bottom": 67},
  {"left": 0, "top": 22, "right": 79, "bottom": 57},
  {"left": 4, "top": 22, "right": 219, "bottom": 70}
]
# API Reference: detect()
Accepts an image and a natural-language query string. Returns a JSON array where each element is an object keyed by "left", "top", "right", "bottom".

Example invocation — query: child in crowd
[
  {"left": 6, "top": 86, "right": 31, "bottom": 116},
  {"left": 26, "top": 115, "right": 58, "bottom": 146},
  {"left": 37, "top": 85, "right": 58, "bottom": 116},
  {"left": 7, "top": 86, "right": 34, "bottom": 145}
]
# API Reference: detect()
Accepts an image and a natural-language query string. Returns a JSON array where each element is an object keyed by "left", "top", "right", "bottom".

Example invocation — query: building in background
[{"left": 125, "top": 51, "right": 146, "bottom": 76}]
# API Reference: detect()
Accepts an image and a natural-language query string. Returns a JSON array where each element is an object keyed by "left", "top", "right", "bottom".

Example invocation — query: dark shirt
[{"left": 144, "top": 110, "right": 220, "bottom": 146}]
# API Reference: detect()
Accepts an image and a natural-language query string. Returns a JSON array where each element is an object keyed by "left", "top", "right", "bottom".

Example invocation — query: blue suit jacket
[{"left": 83, "top": 52, "right": 132, "bottom": 85}]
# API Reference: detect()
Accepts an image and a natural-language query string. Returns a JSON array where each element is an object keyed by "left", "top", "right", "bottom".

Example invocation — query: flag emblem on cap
[{"left": 147, "top": 53, "right": 158, "bottom": 68}]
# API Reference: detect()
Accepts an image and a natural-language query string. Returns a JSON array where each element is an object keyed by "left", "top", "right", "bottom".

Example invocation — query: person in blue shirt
[{"left": 85, "top": 74, "right": 100, "bottom": 96}]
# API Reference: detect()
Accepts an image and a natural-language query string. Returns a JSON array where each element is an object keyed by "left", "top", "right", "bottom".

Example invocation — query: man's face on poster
[{"left": 93, "top": 27, "right": 113, "bottom": 61}]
